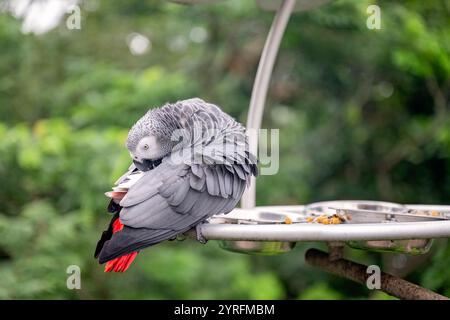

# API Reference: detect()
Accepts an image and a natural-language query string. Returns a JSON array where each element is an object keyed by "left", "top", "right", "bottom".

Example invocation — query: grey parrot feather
[{"left": 97, "top": 98, "right": 258, "bottom": 264}]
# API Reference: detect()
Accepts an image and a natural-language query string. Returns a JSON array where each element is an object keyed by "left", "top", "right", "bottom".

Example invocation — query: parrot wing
[
  {"left": 114, "top": 162, "right": 137, "bottom": 185},
  {"left": 97, "top": 157, "right": 255, "bottom": 263}
]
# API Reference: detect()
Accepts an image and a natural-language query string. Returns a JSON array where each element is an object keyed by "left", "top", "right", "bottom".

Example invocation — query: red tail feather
[{"left": 104, "top": 219, "right": 139, "bottom": 272}]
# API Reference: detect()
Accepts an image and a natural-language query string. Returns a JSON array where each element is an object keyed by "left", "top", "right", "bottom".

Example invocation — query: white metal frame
[
  {"left": 202, "top": 217, "right": 450, "bottom": 241},
  {"left": 235, "top": 0, "right": 450, "bottom": 243},
  {"left": 200, "top": 205, "right": 450, "bottom": 241}
]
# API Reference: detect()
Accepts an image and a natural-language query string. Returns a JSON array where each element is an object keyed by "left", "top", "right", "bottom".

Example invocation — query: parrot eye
[{"left": 143, "top": 144, "right": 149, "bottom": 150}]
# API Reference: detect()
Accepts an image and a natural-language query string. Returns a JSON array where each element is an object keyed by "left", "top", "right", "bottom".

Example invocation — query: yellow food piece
[
  {"left": 306, "top": 214, "right": 344, "bottom": 224},
  {"left": 330, "top": 217, "right": 341, "bottom": 224},
  {"left": 430, "top": 211, "right": 440, "bottom": 217},
  {"left": 284, "top": 216, "right": 293, "bottom": 224}
]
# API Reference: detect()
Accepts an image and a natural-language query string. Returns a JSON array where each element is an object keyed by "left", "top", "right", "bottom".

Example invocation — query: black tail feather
[{"left": 94, "top": 200, "right": 121, "bottom": 259}]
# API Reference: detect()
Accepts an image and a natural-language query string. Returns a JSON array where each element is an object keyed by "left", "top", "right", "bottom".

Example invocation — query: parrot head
[{"left": 126, "top": 112, "right": 175, "bottom": 171}]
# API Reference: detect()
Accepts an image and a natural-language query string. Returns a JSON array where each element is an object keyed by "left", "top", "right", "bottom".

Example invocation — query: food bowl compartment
[
  {"left": 210, "top": 209, "right": 299, "bottom": 255},
  {"left": 347, "top": 239, "right": 433, "bottom": 255},
  {"left": 305, "top": 200, "right": 447, "bottom": 224}
]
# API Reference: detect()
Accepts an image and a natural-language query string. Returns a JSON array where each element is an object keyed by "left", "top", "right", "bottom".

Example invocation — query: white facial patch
[{"left": 134, "top": 135, "right": 162, "bottom": 160}]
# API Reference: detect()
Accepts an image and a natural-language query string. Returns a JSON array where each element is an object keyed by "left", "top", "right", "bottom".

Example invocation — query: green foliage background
[{"left": 0, "top": 0, "right": 449, "bottom": 299}]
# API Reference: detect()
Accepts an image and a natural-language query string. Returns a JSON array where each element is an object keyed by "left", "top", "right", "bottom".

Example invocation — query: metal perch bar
[
  {"left": 305, "top": 248, "right": 449, "bottom": 300},
  {"left": 199, "top": 220, "right": 450, "bottom": 242},
  {"left": 199, "top": 204, "right": 450, "bottom": 241}
]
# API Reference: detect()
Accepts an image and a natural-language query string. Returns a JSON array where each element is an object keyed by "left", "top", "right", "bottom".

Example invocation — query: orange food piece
[
  {"left": 306, "top": 214, "right": 344, "bottom": 225},
  {"left": 430, "top": 211, "right": 440, "bottom": 217},
  {"left": 330, "top": 217, "right": 341, "bottom": 224},
  {"left": 284, "top": 216, "right": 293, "bottom": 224}
]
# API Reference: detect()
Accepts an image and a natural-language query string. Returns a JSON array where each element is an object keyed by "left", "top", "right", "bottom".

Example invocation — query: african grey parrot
[{"left": 95, "top": 98, "right": 258, "bottom": 272}]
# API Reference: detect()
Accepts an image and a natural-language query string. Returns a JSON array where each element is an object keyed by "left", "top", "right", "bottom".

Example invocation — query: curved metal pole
[
  {"left": 200, "top": 221, "right": 450, "bottom": 242},
  {"left": 242, "top": 0, "right": 296, "bottom": 209}
]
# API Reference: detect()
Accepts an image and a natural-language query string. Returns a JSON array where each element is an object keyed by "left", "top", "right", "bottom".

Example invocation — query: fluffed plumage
[{"left": 95, "top": 98, "right": 257, "bottom": 271}]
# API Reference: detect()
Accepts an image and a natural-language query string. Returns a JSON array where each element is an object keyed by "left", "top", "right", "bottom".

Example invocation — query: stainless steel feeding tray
[
  {"left": 305, "top": 200, "right": 447, "bottom": 223},
  {"left": 204, "top": 201, "right": 450, "bottom": 256},
  {"left": 209, "top": 209, "right": 303, "bottom": 255},
  {"left": 305, "top": 200, "right": 449, "bottom": 255}
]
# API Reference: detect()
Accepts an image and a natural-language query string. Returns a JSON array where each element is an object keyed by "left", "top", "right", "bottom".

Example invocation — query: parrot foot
[
  {"left": 195, "top": 223, "right": 208, "bottom": 244},
  {"left": 176, "top": 233, "right": 186, "bottom": 241}
]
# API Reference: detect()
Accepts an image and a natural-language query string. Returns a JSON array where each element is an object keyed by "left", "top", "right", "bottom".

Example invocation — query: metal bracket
[{"left": 196, "top": 223, "right": 208, "bottom": 244}]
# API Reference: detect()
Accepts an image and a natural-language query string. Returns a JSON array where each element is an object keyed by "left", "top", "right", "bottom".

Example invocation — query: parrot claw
[
  {"left": 176, "top": 233, "right": 186, "bottom": 241},
  {"left": 195, "top": 223, "right": 207, "bottom": 244}
]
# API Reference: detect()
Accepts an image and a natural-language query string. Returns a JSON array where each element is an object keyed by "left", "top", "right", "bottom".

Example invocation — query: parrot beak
[
  {"left": 133, "top": 158, "right": 163, "bottom": 172},
  {"left": 131, "top": 152, "right": 163, "bottom": 171},
  {"left": 130, "top": 153, "right": 147, "bottom": 171},
  {"left": 133, "top": 159, "right": 150, "bottom": 171}
]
